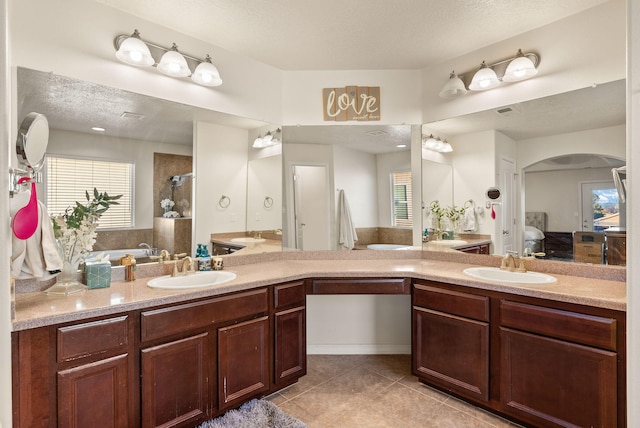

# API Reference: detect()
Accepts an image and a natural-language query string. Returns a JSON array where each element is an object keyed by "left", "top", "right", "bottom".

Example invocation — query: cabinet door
[
  {"left": 141, "top": 333, "right": 210, "bottom": 428},
  {"left": 218, "top": 316, "right": 269, "bottom": 411},
  {"left": 58, "top": 354, "right": 130, "bottom": 428},
  {"left": 275, "top": 306, "right": 306, "bottom": 385},
  {"left": 413, "top": 306, "right": 489, "bottom": 401},
  {"left": 500, "top": 328, "right": 617, "bottom": 428}
]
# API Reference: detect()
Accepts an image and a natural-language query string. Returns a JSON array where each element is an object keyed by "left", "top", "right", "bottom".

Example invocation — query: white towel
[
  {"left": 461, "top": 202, "right": 477, "bottom": 232},
  {"left": 338, "top": 189, "right": 358, "bottom": 250},
  {"left": 11, "top": 193, "right": 63, "bottom": 279}
]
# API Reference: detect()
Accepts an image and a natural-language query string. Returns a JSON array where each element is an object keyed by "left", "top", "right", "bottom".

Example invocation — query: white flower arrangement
[
  {"left": 52, "top": 189, "right": 121, "bottom": 266},
  {"left": 160, "top": 198, "right": 175, "bottom": 210}
]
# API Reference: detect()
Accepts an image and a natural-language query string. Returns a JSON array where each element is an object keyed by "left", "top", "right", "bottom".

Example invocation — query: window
[
  {"left": 391, "top": 171, "right": 412, "bottom": 227},
  {"left": 46, "top": 156, "right": 134, "bottom": 229}
]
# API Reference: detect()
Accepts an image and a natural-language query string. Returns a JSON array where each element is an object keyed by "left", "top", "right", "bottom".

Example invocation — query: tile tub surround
[{"left": 13, "top": 249, "right": 625, "bottom": 331}]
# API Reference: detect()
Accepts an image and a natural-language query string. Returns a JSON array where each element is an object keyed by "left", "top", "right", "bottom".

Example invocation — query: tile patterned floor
[{"left": 267, "top": 355, "right": 523, "bottom": 428}]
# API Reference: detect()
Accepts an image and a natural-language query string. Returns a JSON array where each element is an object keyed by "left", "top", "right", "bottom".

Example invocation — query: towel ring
[
  {"left": 218, "top": 195, "right": 231, "bottom": 209},
  {"left": 264, "top": 196, "right": 273, "bottom": 208}
]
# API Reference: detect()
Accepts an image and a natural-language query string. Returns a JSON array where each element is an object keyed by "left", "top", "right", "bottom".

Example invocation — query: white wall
[
  {"left": 333, "top": 145, "right": 378, "bottom": 228},
  {"left": 10, "top": 0, "right": 283, "bottom": 127},
  {"left": 194, "top": 122, "right": 248, "bottom": 248},
  {"left": 46, "top": 129, "right": 191, "bottom": 229},
  {"left": 451, "top": 130, "right": 497, "bottom": 239},
  {"left": 246, "top": 154, "right": 282, "bottom": 231},
  {"left": 421, "top": 0, "right": 626, "bottom": 123},
  {"left": 525, "top": 168, "right": 614, "bottom": 231},
  {"left": 282, "top": 69, "right": 422, "bottom": 126},
  {"left": 307, "top": 295, "right": 411, "bottom": 354},
  {"left": 517, "top": 125, "right": 626, "bottom": 169}
]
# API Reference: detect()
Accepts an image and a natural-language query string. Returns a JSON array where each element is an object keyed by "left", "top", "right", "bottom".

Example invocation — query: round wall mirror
[
  {"left": 486, "top": 187, "right": 501, "bottom": 200},
  {"left": 16, "top": 112, "right": 49, "bottom": 172}
]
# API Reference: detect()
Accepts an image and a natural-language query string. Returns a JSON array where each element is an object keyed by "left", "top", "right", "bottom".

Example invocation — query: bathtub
[
  {"left": 89, "top": 248, "right": 150, "bottom": 262},
  {"left": 367, "top": 244, "right": 412, "bottom": 250}
]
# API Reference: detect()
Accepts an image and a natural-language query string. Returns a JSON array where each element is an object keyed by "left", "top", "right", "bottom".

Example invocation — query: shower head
[{"left": 169, "top": 172, "right": 194, "bottom": 186}]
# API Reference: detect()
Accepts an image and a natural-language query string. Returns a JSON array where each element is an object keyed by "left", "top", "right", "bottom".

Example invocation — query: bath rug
[{"left": 197, "top": 399, "right": 306, "bottom": 428}]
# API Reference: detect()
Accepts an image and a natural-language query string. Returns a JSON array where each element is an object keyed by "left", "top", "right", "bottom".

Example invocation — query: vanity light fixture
[
  {"left": 157, "top": 44, "right": 191, "bottom": 77},
  {"left": 422, "top": 134, "right": 452, "bottom": 153},
  {"left": 439, "top": 49, "right": 539, "bottom": 98},
  {"left": 469, "top": 61, "right": 500, "bottom": 91},
  {"left": 252, "top": 128, "right": 282, "bottom": 148},
  {"left": 114, "top": 29, "right": 223, "bottom": 87},
  {"left": 439, "top": 71, "right": 467, "bottom": 98}
]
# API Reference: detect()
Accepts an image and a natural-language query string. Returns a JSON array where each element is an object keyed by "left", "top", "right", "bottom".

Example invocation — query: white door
[
  {"left": 292, "top": 165, "right": 331, "bottom": 250},
  {"left": 580, "top": 181, "right": 619, "bottom": 232},
  {"left": 498, "top": 157, "right": 516, "bottom": 254}
]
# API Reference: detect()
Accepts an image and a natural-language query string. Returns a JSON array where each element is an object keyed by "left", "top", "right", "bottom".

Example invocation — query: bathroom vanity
[{"left": 11, "top": 254, "right": 626, "bottom": 428}]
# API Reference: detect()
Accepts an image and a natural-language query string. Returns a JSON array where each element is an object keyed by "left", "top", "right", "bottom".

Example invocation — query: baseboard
[{"left": 307, "top": 344, "right": 411, "bottom": 355}]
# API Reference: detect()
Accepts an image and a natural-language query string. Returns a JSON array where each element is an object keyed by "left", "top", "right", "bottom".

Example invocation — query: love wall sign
[{"left": 322, "top": 86, "right": 380, "bottom": 121}]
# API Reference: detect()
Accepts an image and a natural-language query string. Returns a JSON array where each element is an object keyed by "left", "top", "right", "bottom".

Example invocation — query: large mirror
[
  {"left": 422, "top": 79, "right": 626, "bottom": 266},
  {"left": 281, "top": 124, "right": 420, "bottom": 251},
  {"left": 17, "top": 66, "right": 282, "bottom": 264}
]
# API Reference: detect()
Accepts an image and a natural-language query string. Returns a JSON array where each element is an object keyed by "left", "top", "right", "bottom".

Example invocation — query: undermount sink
[
  {"left": 463, "top": 267, "right": 557, "bottom": 285},
  {"left": 230, "top": 237, "right": 266, "bottom": 246},
  {"left": 147, "top": 271, "right": 237, "bottom": 289},
  {"left": 429, "top": 239, "right": 468, "bottom": 247}
]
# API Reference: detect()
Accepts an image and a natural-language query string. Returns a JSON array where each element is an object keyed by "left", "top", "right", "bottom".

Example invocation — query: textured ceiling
[{"left": 94, "top": 0, "right": 608, "bottom": 70}]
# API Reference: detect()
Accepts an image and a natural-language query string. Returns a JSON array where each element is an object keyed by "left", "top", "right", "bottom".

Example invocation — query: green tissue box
[{"left": 85, "top": 263, "right": 111, "bottom": 289}]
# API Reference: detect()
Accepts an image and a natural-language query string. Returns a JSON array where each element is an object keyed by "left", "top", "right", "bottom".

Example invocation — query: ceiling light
[
  {"left": 469, "top": 61, "right": 500, "bottom": 91},
  {"left": 158, "top": 44, "right": 191, "bottom": 77},
  {"left": 91, "top": 127, "right": 106, "bottom": 132},
  {"left": 114, "top": 30, "right": 223, "bottom": 87},
  {"left": 192, "top": 55, "right": 223, "bottom": 87},
  {"left": 397, "top": 144, "right": 407, "bottom": 148},
  {"left": 115, "top": 30, "right": 154, "bottom": 67},
  {"left": 439, "top": 71, "right": 467, "bottom": 98},
  {"left": 503, "top": 49, "right": 538, "bottom": 82}
]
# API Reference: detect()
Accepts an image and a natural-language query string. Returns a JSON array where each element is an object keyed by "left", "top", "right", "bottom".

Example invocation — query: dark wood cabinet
[
  {"left": 141, "top": 333, "right": 210, "bottom": 428},
  {"left": 58, "top": 353, "right": 131, "bottom": 428},
  {"left": 273, "top": 281, "right": 307, "bottom": 387},
  {"left": 499, "top": 300, "right": 619, "bottom": 428},
  {"left": 218, "top": 316, "right": 270, "bottom": 411},
  {"left": 455, "top": 242, "right": 490, "bottom": 254},
  {"left": 411, "top": 280, "right": 625, "bottom": 428},
  {"left": 412, "top": 283, "right": 490, "bottom": 402}
]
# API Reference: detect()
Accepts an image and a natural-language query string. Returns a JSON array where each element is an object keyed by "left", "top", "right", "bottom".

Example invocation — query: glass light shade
[
  {"left": 469, "top": 62, "right": 500, "bottom": 91},
  {"left": 440, "top": 141, "right": 453, "bottom": 153},
  {"left": 158, "top": 47, "right": 191, "bottom": 77},
  {"left": 192, "top": 56, "right": 223, "bottom": 87},
  {"left": 423, "top": 135, "right": 440, "bottom": 150},
  {"left": 252, "top": 136, "right": 265, "bottom": 148},
  {"left": 503, "top": 51, "right": 538, "bottom": 82},
  {"left": 439, "top": 71, "right": 467, "bottom": 98},
  {"left": 115, "top": 33, "right": 154, "bottom": 67}
]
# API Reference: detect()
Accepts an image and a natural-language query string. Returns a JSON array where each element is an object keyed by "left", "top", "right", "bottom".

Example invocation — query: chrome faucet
[{"left": 139, "top": 242, "right": 152, "bottom": 256}]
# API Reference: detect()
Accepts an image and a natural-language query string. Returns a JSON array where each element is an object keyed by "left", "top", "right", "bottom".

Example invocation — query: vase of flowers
[
  {"left": 46, "top": 188, "right": 121, "bottom": 295},
  {"left": 428, "top": 201, "right": 445, "bottom": 239},
  {"left": 161, "top": 198, "right": 180, "bottom": 218},
  {"left": 445, "top": 205, "right": 466, "bottom": 238}
]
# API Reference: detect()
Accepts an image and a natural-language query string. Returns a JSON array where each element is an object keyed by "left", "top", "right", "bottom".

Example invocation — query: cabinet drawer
[
  {"left": 57, "top": 316, "right": 129, "bottom": 362},
  {"left": 141, "top": 288, "right": 268, "bottom": 342},
  {"left": 310, "top": 278, "right": 410, "bottom": 294},
  {"left": 273, "top": 281, "right": 306, "bottom": 310},
  {"left": 500, "top": 300, "right": 617, "bottom": 351},
  {"left": 413, "top": 283, "right": 489, "bottom": 322}
]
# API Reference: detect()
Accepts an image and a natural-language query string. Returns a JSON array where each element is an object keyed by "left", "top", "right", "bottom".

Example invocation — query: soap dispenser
[{"left": 197, "top": 244, "right": 212, "bottom": 271}]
